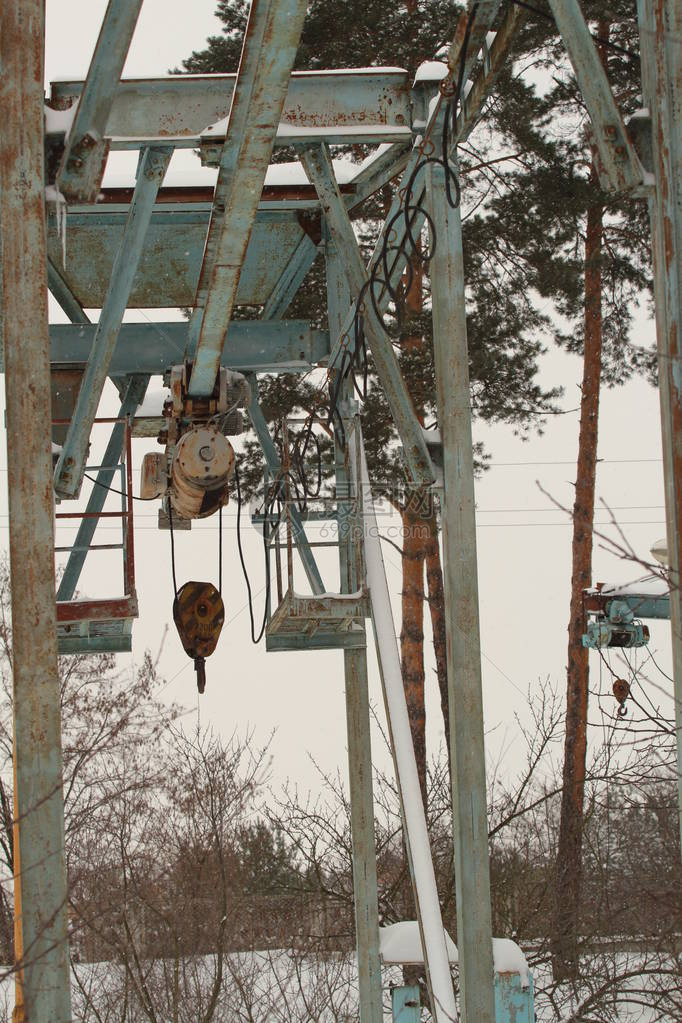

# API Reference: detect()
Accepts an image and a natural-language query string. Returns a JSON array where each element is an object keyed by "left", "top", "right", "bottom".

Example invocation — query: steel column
[
  {"left": 300, "top": 143, "right": 434, "bottom": 487},
  {"left": 53, "top": 145, "right": 171, "bottom": 498},
  {"left": 327, "top": 242, "right": 383, "bottom": 1023},
  {"left": 0, "top": 2, "right": 72, "bottom": 1019},
  {"left": 637, "top": 0, "right": 682, "bottom": 852},
  {"left": 56, "top": 0, "right": 144, "bottom": 202},
  {"left": 56, "top": 375, "right": 149, "bottom": 601},
  {"left": 244, "top": 375, "right": 325, "bottom": 596},
  {"left": 188, "top": 0, "right": 308, "bottom": 396},
  {"left": 426, "top": 161, "right": 495, "bottom": 1023}
]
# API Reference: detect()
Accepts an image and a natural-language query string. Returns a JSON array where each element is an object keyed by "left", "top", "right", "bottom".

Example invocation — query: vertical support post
[
  {"left": 637, "top": 0, "right": 682, "bottom": 851},
  {"left": 494, "top": 973, "right": 535, "bottom": 1023},
  {"left": 426, "top": 160, "right": 495, "bottom": 1023},
  {"left": 327, "top": 241, "right": 383, "bottom": 1023},
  {"left": 392, "top": 985, "right": 421, "bottom": 1023},
  {"left": 0, "top": 2, "right": 73, "bottom": 1020}
]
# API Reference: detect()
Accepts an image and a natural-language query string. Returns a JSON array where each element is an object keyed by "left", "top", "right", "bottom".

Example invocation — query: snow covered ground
[{"left": 0, "top": 947, "right": 676, "bottom": 1022}]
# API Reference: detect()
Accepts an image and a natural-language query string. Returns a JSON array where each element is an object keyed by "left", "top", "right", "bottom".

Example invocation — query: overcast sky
[{"left": 2, "top": 0, "right": 673, "bottom": 797}]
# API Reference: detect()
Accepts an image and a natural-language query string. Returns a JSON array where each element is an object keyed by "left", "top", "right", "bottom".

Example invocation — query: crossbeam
[
  {"left": 26, "top": 321, "right": 329, "bottom": 375},
  {"left": 48, "top": 69, "right": 413, "bottom": 149}
]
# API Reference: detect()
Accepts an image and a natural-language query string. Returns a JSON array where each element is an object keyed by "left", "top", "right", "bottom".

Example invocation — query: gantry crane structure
[{"left": 0, "top": 1, "right": 680, "bottom": 1021}]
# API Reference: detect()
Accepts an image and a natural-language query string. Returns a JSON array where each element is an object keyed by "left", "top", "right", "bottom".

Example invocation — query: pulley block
[{"left": 172, "top": 580, "right": 225, "bottom": 693}]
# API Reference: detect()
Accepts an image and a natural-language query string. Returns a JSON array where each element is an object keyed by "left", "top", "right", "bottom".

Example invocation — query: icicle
[{"left": 44, "top": 184, "right": 68, "bottom": 268}]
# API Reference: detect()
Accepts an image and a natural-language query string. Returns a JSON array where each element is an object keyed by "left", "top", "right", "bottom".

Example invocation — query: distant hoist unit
[
  {"left": 140, "top": 363, "right": 250, "bottom": 523},
  {"left": 582, "top": 599, "right": 650, "bottom": 650}
]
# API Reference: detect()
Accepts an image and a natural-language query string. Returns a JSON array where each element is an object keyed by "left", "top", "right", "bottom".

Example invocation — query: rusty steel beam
[
  {"left": 49, "top": 69, "right": 413, "bottom": 148},
  {"left": 637, "top": 0, "right": 682, "bottom": 851},
  {"left": 188, "top": 0, "right": 308, "bottom": 397},
  {"left": 0, "top": 1, "right": 73, "bottom": 1020},
  {"left": 548, "top": 0, "right": 644, "bottom": 193},
  {"left": 56, "top": 0, "right": 144, "bottom": 202}
]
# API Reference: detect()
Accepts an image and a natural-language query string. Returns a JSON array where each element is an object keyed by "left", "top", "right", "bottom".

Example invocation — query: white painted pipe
[{"left": 352, "top": 428, "right": 459, "bottom": 1023}]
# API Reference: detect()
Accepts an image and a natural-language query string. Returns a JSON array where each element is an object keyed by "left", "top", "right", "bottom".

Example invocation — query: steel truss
[{"left": 0, "top": 1, "right": 680, "bottom": 1021}]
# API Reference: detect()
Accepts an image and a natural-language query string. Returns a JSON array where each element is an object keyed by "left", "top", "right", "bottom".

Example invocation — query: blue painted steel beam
[
  {"left": 299, "top": 143, "right": 434, "bottom": 486},
  {"left": 56, "top": 0, "right": 144, "bottom": 202},
  {"left": 547, "top": 0, "right": 644, "bottom": 193},
  {"left": 44, "top": 207, "right": 308, "bottom": 310},
  {"left": 325, "top": 144, "right": 424, "bottom": 374},
  {"left": 426, "top": 158, "right": 495, "bottom": 1023},
  {"left": 47, "top": 258, "right": 90, "bottom": 324},
  {"left": 392, "top": 986, "right": 420, "bottom": 1023},
  {"left": 259, "top": 144, "right": 413, "bottom": 321},
  {"left": 245, "top": 374, "right": 324, "bottom": 596},
  {"left": 56, "top": 375, "right": 149, "bottom": 602},
  {"left": 33, "top": 321, "right": 329, "bottom": 375},
  {"left": 54, "top": 146, "right": 171, "bottom": 499},
  {"left": 188, "top": 0, "right": 308, "bottom": 397},
  {"left": 49, "top": 69, "right": 413, "bottom": 149},
  {"left": 262, "top": 234, "right": 319, "bottom": 321},
  {"left": 494, "top": 973, "right": 534, "bottom": 1023}
]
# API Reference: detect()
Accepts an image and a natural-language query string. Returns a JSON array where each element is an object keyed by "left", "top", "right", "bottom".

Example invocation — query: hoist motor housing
[
  {"left": 582, "top": 598, "right": 650, "bottom": 650},
  {"left": 170, "top": 425, "right": 235, "bottom": 519}
]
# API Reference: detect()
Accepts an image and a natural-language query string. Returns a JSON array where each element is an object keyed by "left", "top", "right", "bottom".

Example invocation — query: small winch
[
  {"left": 582, "top": 599, "right": 650, "bottom": 650},
  {"left": 172, "top": 580, "right": 225, "bottom": 693}
]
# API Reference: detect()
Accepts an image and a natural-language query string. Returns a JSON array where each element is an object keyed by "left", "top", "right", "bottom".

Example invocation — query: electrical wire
[
  {"left": 319, "top": 7, "right": 479, "bottom": 439},
  {"left": 84, "top": 472, "right": 156, "bottom": 501},
  {"left": 234, "top": 462, "right": 273, "bottom": 645},
  {"left": 168, "top": 502, "right": 178, "bottom": 600}
]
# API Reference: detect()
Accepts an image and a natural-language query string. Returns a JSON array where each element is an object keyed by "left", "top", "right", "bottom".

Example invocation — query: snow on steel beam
[
  {"left": 54, "top": 146, "right": 171, "bottom": 499},
  {"left": 188, "top": 0, "right": 308, "bottom": 397},
  {"left": 49, "top": 69, "right": 412, "bottom": 149},
  {"left": 35, "top": 320, "right": 329, "bottom": 374},
  {"left": 56, "top": 0, "right": 144, "bottom": 202},
  {"left": 299, "top": 143, "right": 434, "bottom": 487},
  {"left": 547, "top": 0, "right": 644, "bottom": 193}
]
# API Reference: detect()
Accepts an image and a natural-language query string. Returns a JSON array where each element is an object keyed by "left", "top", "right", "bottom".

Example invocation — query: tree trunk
[
  {"left": 399, "top": 243, "right": 428, "bottom": 805},
  {"left": 551, "top": 180, "right": 604, "bottom": 980},
  {"left": 401, "top": 507, "right": 427, "bottom": 804},
  {"left": 424, "top": 510, "right": 450, "bottom": 777}
]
